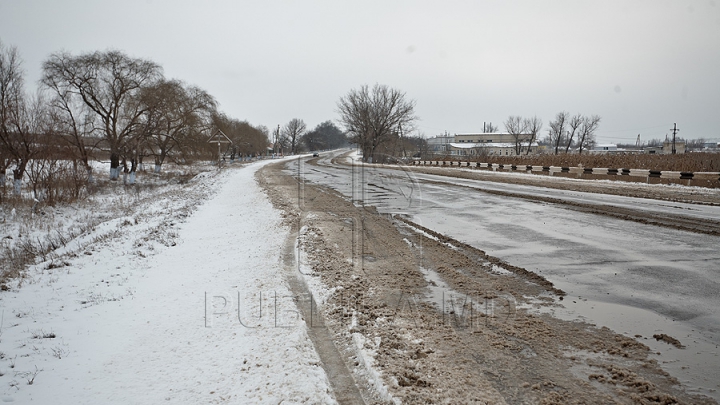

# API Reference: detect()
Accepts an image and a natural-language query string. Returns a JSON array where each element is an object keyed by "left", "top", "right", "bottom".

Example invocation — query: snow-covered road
[{"left": 0, "top": 160, "right": 334, "bottom": 404}]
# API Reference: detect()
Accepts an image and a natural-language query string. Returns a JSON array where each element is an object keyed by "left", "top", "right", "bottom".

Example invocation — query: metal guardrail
[{"left": 410, "top": 160, "right": 720, "bottom": 187}]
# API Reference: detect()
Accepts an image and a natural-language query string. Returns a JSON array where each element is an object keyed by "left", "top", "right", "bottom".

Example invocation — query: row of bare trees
[
  {"left": 503, "top": 113, "right": 600, "bottom": 156},
  {"left": 335, "top": 84, "right": 602, "bottom": 162},
  {"left": 273, "top": 119, "right": 349, "bottom": 155},
  {"left": 546, "top": 112, "right": 601, "bottom": 155},
  {"left": 212, "top": 113, "right": 269, "bottom": 160},
  {"left": 504, "top": 116, "right": 543, "bottom": 155},
  {"left": 1, "top": 39, "right": 269, "bottom": 201}
]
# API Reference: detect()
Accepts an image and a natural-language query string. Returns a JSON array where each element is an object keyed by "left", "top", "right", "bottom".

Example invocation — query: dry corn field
[{"left": 453, "top": 152, "right": 720, "bottom": 172}]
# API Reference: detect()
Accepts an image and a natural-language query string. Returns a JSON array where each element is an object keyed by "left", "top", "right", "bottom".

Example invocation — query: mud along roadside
[{"left": 257, "top": 161, "right": 716, "bottom": 404}]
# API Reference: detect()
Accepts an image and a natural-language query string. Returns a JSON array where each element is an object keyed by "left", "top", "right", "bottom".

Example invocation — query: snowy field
[{"left": 0, "top": 159, "right": 335, "bottom": 404}]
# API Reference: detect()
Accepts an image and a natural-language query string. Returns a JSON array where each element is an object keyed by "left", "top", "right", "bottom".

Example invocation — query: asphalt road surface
[{"left": 287, "top": 149, "right": 720, "bottom": 400}]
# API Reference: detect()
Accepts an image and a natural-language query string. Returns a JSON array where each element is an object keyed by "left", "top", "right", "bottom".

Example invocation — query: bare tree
[
  {"left": 0, "top": 143, "right": 10, "bottom": 192},
  {"left": 0, "top": 41, "right": 47, "bottom": 195},
  {"left": 505, "top": 116, "right": 527, "bottom": 155},
  {"left": 140, "top": 79, "right": 216, "bottom": 173},
  {"left": 523, "top": 116, "right": 542, "bottom": 155},
  {"left": 577, "top": 115, "right": 601, "bottom": 155},
  {"left": 282, "top": 118, "right": 306, "bottom": 155},
  {"left": 42, "top": 50, "right": 162, "bottom": 180},
  {"left": 564, "top": 113, "right": 583, "bottom": 154},
  {"left": 548, "top": 111, "right": 569, "bottom": 155},
  {"left": 484, "top": 122, "right": 498, "bottom": 133},
  {"left": 44, "top": 70, "right": 100, "bottom": 183},
  {"left": 271, "top": 125, "right": 283, "bottom": 155},
  {"left": 0, "top": 40, "right": 25, "bottom": 193},
  {"left": 337, "top": 84, "right": 416, "bottom": 163}
]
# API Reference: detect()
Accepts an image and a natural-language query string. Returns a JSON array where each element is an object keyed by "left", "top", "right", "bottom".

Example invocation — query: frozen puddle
[
  {"left": 521, "top": 296, "right": 720, "bottom": 401},
  {"left": 419, "top": 265, "right": 457, "bottom": 308}
]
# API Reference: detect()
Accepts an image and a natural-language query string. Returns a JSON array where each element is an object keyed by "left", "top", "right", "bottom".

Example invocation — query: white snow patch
[{"left": 0, "top": 160, "right": 336, "bottom": 404}]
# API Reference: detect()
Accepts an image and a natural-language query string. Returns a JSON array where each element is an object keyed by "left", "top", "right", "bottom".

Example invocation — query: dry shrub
[{"left": 26, "top": 158, "right": 89, "bottom": 205}]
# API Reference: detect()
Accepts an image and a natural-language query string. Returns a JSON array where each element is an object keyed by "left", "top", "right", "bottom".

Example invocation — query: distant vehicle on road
[{"left": 312, "top": 152, "right": 319, "bottom": 157}]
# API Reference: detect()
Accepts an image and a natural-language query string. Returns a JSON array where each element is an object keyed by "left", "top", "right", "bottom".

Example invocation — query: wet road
[{"left": 287, "top": 150, "right": 720, "bottom": 399}]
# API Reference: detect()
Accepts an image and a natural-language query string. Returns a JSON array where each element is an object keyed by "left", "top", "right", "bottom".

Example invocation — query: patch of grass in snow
[
  {"left": 15, "top": 365, "right": 42, "bottom": 385},
  {"left": 0, "top": 162, "right": 218, "bottom": 285},
  {"left": 30, "top": 330, "right": 56, "bottom": 339}
]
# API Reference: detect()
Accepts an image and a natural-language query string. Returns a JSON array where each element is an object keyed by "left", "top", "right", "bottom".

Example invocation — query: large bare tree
[
  {"left": 0, "top": 41, "right": 46, "bottom": 195},
  {"left": 505, "top": 115, "right": 527, "bottom": 155},
  {"left": 0, "top": 40, "right": 25, "bottom": 193},
  {"left": 140, "top": 79, "right": 216, "bottom": 172},
  {"left": 564, "top": 113, "right": 583, "bottom": 154},
  {"left": 577, "top": 115, "right": 601, "bottom": 155},
  {"left": 548, "top": 111, "right": 569, "bottom": 155},
  {"left": 523, "top": 116, "right": 542, "bottom": 155},
  {"left": 282, "top": 118, "right": 306, "bottom": 155},
  {"left": 42, "top": 50, "right": 162, "bottom": 179},
  {"left": 43, "top": 64, "right": 99, "bottom": 183},
  {"left": 337, "top": 84, "right": 416, "bottom": 163}
]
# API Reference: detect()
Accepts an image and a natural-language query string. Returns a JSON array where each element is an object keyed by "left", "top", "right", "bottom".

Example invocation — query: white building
[
  {"left": 449, "top": 133, "right": 539, "bottom": 156},
  {"left": 427, "top": 135, "right": 453, "bottom": 154},
  {"left": 590, "top": 144, "right": 618, "bottom": 153}
]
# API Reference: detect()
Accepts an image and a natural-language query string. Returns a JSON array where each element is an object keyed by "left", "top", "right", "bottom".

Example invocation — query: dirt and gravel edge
[{"left": 257, "top": 160, "right": 717, "bottom": 405}]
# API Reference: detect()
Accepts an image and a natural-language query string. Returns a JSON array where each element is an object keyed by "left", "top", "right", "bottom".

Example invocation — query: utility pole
[
  {"left": 274, "top": 124, "right": 280, "bottom": 156},
  {"left": 670, "top": 123, "right": 679, "bottom": 154}
]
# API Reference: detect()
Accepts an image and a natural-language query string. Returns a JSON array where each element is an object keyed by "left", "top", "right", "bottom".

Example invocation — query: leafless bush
[
  {"left": 26, "top": 158, "right": 90, "bottom": 206},
  {"left": 0, "top": 241, "right": 34, "bottom": 282}
]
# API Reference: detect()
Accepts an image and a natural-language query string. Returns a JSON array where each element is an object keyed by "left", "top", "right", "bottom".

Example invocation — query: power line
[{"left": 601, "top": 124, "right": 671, "bottom": 133}]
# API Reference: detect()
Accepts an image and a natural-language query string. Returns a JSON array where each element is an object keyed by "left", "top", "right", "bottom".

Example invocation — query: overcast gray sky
[{"left": 1, "top": 0, "right": 719, "bottom": 144}]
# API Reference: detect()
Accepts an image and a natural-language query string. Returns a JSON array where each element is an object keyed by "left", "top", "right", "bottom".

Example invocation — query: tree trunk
[
  {"left": 12, "top": 162, "right": 26, "bottom": 196},
  {"left": 154, "top": 153, "right": 166, "bottom": 173},
  {"left": 525, "top": 135, "right": 535, "bottom": 155},
  {"left": 564, "top": 135, "right": 574, "bottom": 154},
  {"left": 129, "top": 157, "right": 137, "bottom": 185},
  {"left": 110, "top": 152, "right": 121, "bottom": 180},
  {"left": 363, "top": 145, "right": 373, "bottom": 163},
  {"left": 121, "top": 157, "right": 128, "bottom": 185}
]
